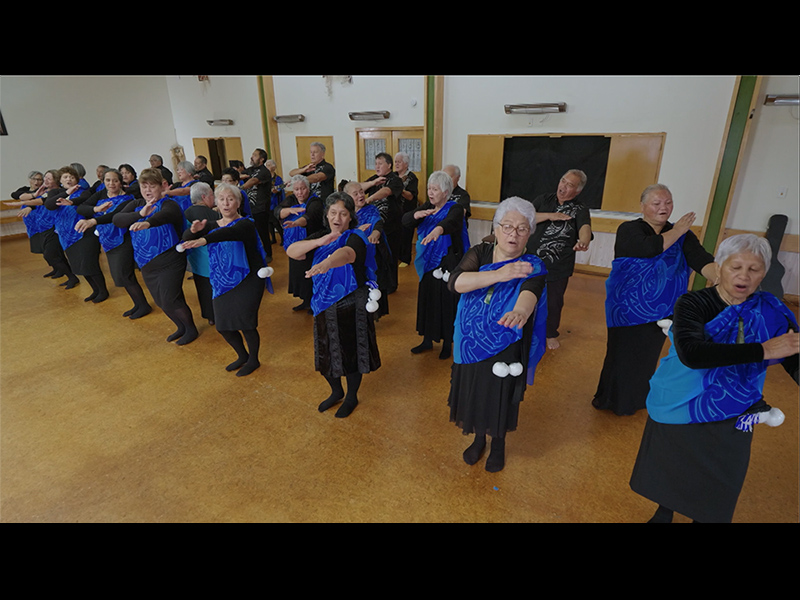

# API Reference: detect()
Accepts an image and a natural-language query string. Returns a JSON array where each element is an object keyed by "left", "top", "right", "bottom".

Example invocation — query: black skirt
[
  {"left": 448, "top": 338, "right": 529, "bottom": 438},
  {"left": 416, "top": 270, "right": 459, "bottom": 343},
  {"left": 630, "top": 416, "right": 753, "bottom": 523},
  {"left": 213, "top": 271, "right": 264, "bottom": 331},
  {"left": 141, "top": 249, "right": 189, "bottom": 312},
  {"left": 592, "top": 321, "right": 666, "bottom": 416},
  {"left": 64, "top": 231, "right": 103, "bottom": 276},
  {"left": 314, "top": 286, "right": 381, "bottom": 379},
  {"left": 105, "top": 236, "right": 138, "bottom": 288},
  {"left": 288, "top": 255, "right": 313, "bottom": 302}
]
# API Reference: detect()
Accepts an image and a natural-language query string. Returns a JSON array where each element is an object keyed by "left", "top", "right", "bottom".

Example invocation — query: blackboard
[{"left": 499, "top": 135, "right": 610, "bottom": 209}]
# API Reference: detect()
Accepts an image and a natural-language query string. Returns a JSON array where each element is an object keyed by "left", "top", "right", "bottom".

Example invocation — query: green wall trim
[
  {"left": 693, "top": 75, "right": 758, "bottom": 290},
  {"left": 258, "top": 76, "right": 272, "bottom": 158},
  {"left": 426, "top": 75, "right": 436, "bottom": 175}
]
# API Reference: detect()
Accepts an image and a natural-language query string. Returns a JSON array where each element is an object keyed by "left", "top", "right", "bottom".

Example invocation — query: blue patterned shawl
[
  {"left": 647, "top": 291, "right": 797, "bottom": 430},
  {"left": 207, "top": 217, "right": 273, "bottom": 298},
  {"left": 95, "top": 193, "right": 133, "bottom": 252},
  {"left": 414, "top": 201, "right": 470, "bottom": 281},
  {"left": 22, "top": 204, "right": 55, "bottom": 237},
  {"left": 605, "top": 235, "right": 690, "bottom": 327},
  {"left": 130, "top": 199, "right": 180, "bottom": 268},
  {"left": 310, "top": 229, "right": 377, "bottom": 316},
  {"left": 281, "top": 197, "right": 318, "bottom": 250},
  {"left": 53, "top": 190, "right": 85, "bottom": 250},
  {"left": 453, "top": 254, "right": 549, "bottom": 386}
]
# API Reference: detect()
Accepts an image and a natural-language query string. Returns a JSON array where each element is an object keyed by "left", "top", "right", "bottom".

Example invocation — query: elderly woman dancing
[
  {"left": 276, "top": 174, "right": 325, "bottom": 312},
  {"left": 287, "top": 191, "right": 381, "bottom": 418},
  {"left": 113, "top": 168, "right": 198, "bottom": 345},
  {"left": 181, "top": 182, "right": 271, "bottom": 376},
  {"left": 630, "top": 234, "right": 798, "bottom": 523},
  {"left": 447, "top": 197, "right": 548, "bottom": 472},
  {"left": 75, "top": 168, "right": 152, "bottom": 319},
  {"left": 402, "top": 170, "right": 470, "bottom": 359},
  {"left": 592, "top": 184, "right": 718, "bottom": 416}
]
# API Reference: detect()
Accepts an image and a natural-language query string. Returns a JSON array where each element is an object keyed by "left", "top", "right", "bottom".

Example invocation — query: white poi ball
[
  {"left": 657, "top": 319, "right": 672, "bottom": 335},
  {"left": 258, "top": 266, "right": 274, "bottom": 278},
  {"left": 442, "top": 270, "right": 450, "bottom": 282},
  {"left": 492, "top": 361, "right": 510, "bottom": 378},
  {"left": 366, "top": 300, "right": 379, "bottom": 313},
  {"left": 369, "top": 288, "right": 382, "bottom": 301},
  {"left": 94, "top": 229, "right": 100, "bottom": 236},
  {"left": 433, "top": 268, "right": 443, "bottom": 279},
  {"left": 175, "top": 243, "right": 185, "bottom": 253},
  {"left": 764, "top": 407, "right": 785, "bottom": 427},
  {"left": 508, "top": 362, "right": 523, "bottom": 377}
]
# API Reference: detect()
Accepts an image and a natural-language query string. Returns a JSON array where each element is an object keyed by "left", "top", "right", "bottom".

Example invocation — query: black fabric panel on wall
[{"left": 500, "top": 136, "right": 610, "bottom": 209}]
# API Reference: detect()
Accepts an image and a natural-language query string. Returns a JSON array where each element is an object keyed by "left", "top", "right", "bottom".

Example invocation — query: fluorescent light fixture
[
  {"left": 274, "top": 114, "right": 306, "bottom": 123},
  {"left": 206, "top": 119, "right": 234, "bottom": 126},
  {"left": 348, "top": 111, "right": 390, "bottom": 121},
  {"left": 504, "top": 103, "right": 566, "bottom": 114},
  {"left": 764, "top": 94, "right": 799, "bottom": 106}
]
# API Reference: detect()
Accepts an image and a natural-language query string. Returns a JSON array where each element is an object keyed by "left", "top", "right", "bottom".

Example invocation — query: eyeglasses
[{"left": 497, "top": 223, "right": 531, "bottom": 236}]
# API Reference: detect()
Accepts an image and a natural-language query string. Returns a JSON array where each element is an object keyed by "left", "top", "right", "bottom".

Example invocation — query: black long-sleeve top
[
  {"left": 182, "top": 216, "right": 264, "bottom": 270},
  {"left": 111, "top": 197, "right": 184, "bottom": 240},
  {"left": 275, "top": 194, "right": 325, "bottom": 237},
  {"left": 672, "top": 286, "right": 799, "bottom": 383},
  {"left": 76, "top": 189, "right": 137, "bottom": 225},
  {"left": 615, "top": 218, "right": 714, "bottom": 274}
]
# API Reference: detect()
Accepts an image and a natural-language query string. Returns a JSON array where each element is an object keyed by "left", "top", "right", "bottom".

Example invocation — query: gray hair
[
  {"left": 310, "top": 142, "right": 326, "bottom": 153},
  {"left": 564, "top": 169, "right": 587, "bottom": 191},
  {"left": 444, "top": 164, "right": 461, "bottom": 179},
  {"left": 716, "top": 233, "right": 772, "bottom": 273},
  {"left": 641, "top": 183, "right": 672, "bottom": 204},
  {"left": 427, "top": 170, "right": 454, "bottom": 198},
  {"left": 178, "top": 161, "right": 196, "bottom": 175},
  {"left": 394, "top": 151, "right": 410, "bottom": 165},
  {"left": 190, "top": 181, "right": 213, "bottom": 205},
  {"left": 214, "top": 182, "right": 242, "bottom": 206},
  {"left": 290, "top": 174, "right": 310, "bottom": 192},
  {"left": 28, "top": 171, "right": 44, "bottom": 179},
  {"left": 343, "top": 180, "right": 363, "bottom": 195},
  {"left": 265, "top": 159, "right": 277, "bottom": 169},
  {"left": 70, "top": 163, "right": 86, "bottom": 178},
  {"left": 493, "top": 196, "right": 537, "bottom": 229}
]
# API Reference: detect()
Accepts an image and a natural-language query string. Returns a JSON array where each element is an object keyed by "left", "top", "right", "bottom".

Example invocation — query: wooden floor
[{"left": 1, "top": 236, "right": 797, "bottom": 523}]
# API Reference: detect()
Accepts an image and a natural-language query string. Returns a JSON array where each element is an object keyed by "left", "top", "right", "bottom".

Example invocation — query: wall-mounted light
[
  {"left": 273, "top": 114, "right": 306, "bottom": 123},
  {"left": 764, "top": 94, "right": 799, "bottom": 106},
  {"left": 206, "top": 119, "right": 234, "bottom": 126},
  {"left": 348, "top": 111, "right": 390, "bottom": 121},
  {"left": 504, "top": 103, "right": 566, "bottom": 114}
]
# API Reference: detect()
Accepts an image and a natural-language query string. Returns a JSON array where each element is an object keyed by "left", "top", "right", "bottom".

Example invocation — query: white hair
[
  {"left": 427, "top": 170, "right": 453, "bottom": 198},
  {"left": 493, "top": 196, "right": 536, "bottom": 229},
  {"left": 190, "top": 181, "right": 213, "bottom": 205},
  {"left": 214, "top": 182, "right": 242, "bottom": 206},
  {"left": 716, "top": 233, "right": 772, "bottom": 273}
]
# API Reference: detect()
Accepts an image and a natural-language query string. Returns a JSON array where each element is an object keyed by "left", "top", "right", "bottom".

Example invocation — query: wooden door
[
  {"left": 192, "top": 137, "right": 244, "bottom": 178},
  {"left": 357, "top": 127, "right": 426, "bottom": 203}
]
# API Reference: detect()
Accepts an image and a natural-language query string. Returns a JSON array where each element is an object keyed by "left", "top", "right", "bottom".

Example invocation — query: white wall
[
  {"left": 0, "top": 75, "right": 177, "bottom": 191},
  {"left": 271, "top": 75, "right": 426, "bottom": 183},
  {"left": 442, "top": 75, "right": 738, "bottom": 222},
  {"left": 164, "top": 75, "right": 264, "bottom": 165}
]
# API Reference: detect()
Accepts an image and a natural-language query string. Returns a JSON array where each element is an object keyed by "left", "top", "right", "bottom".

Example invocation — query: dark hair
[
  {"left": 57, "top": 165, "right": 80, "bottom": 182},
  {"left": 324, "top": 192, "right": 358, "bottom": 229},
  {"left": 375, "top": 152, "right": 393, "bottom": 168},
  {"left": 118, "top": 163, "right": 137, "bottom": 179},
  {"left": 222, "top": 167, "right": 241, "bottom": 181},
  {"left": 253, "top": 148, "right": 268, "bottom": 163}
]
